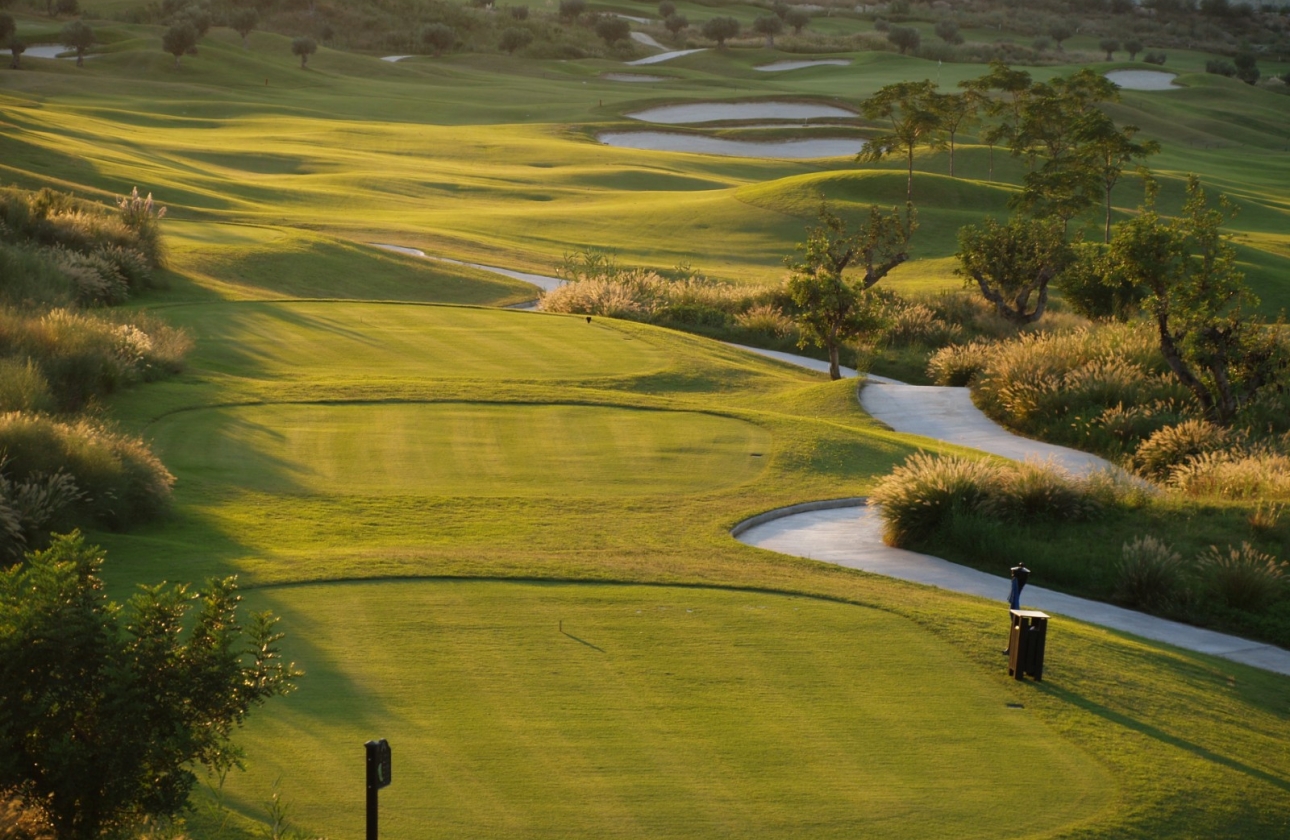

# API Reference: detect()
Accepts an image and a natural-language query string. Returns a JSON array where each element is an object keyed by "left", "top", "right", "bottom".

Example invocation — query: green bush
[
  {"left": 870, "top": 454, "right": 1110, "bottom": 547},
  {"left": 0, "top": 412, "right": 173, "bottom": 530},
  {"left": 1197, "top": 542, "right": 1286, "bottom": 612},
  {"left": 1169, "top": 450, "right": 1290, "bottom": 500},
  {"left": 1115, "top": 535, "right": 1185, "bottom": 609},
  {"left": 927, "top": 340, "right": 992, "bottom": 386},
  {"left": 0, "top": 464, "right": 82, "bottom": 563},
  {"left": 1132, "top": 419, "right": 1230, "bottom": 481}
]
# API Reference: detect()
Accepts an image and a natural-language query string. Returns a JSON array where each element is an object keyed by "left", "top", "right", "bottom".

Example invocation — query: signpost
[{"left": 365, "top": 739, "right": 392, "bottom": 840}]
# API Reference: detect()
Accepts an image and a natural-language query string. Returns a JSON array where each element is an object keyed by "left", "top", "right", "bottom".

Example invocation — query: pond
[
  {"left": 600, "top": 132, "right": 864, "bottom": 159},
  {"left": 1104, "top": 70, "right": 1180, "bottom": 90},
  {"left": 627, "top": 101, "right": 855, "bottom": 124}
]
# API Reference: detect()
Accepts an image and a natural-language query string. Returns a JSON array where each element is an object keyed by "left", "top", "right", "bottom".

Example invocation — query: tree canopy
[
  {"left": 701, "top": 16, "right": 739, "bottom": 47},
  {"left": 0, "top": 533, "right": 300, "bottom": 840}
]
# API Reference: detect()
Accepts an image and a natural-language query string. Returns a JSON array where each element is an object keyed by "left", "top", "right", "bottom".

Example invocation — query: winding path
[{"left": 366, "top": 249, "right": 1290, "bottom": 676}]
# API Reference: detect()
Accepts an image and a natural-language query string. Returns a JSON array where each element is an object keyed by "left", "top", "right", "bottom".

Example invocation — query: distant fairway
[
  {"left": 150, "top": 402, "right": 771, "bottom": 496},
  {"left": 227, "top": 581, "right": 1112, "bottom": 840}
]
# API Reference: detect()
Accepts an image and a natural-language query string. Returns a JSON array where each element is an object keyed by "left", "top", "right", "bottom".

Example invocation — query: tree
[
  {"left": 291, "top": 35, "right": 316, "bottom": 68},
  {"left": 1233, "top": 52, "right": 1259, "bottom": 84},
  {"left": 664, "top": 13, "right": 688, "bottom": 38},
  {"left": 1124, "top": 37, "right": 1143, "bottom": 60},
  {"left": 785, "top": 204, "right": 915, "bottom": 380},
  {"left": 752, "top": 14, "right": 782, "bottom": 48},
  {"left": 59, "top": 20, "right": 92, "bottom": 66},
  {"left": 658, "top": 0, "right": 675, "bottom": 18},
  {"left": 772, "top": 0, "right": 789, "bottom": 19},
  {"left": 558, "top": 0, "right": 585, "bottom": 21},
  {"left": 7, "top": 35, "right": 23, "bottom": 69},
  {"left": 421, "top": 23, "right": 455, "bottom": 56},
  {"left": 0, "top": 12, "right": 13, "bottom": 46},
  {"left": 161, "top": 23, "right": 196, "bottom": 69},
  {"left": 1048, "top": 21, "right": 1073, "bottom": 50},
  {"left": 784, "top": 7, "right": 810, "bottom": 34},
  {"left": 1107, "top": 177, "right": 1282, "bottom": 424},
  {"left": 957, "top": 214, "right": 1072, "bottom": 324},
  {"left": 887, "top": 25, "right": 920, "bottom": 55},
  {"left": 0, "top": 533, "right": 300, "bottom": 840},
  {"left": 53, "top": 0, "right": 76, "bottom": 15},
  {"left": 928, "top": 89, "right": 978, "bottom": 177},
  {"left": 499, "top": 26, "right": 532, "bottom": 54},
  {"left": 701, "top": 16, "right": 739, "bottom": 48},
  {"left": 857, "top": 79, "right": 941, "bottom": 202},
  {"left": 595, "top": 16, "right": 631, "bottom": 46},
  {"left": 934, "top": 19, "right": 962, "bottom": 45},
  {"left": 1076, "top": 112, "right": 1159, "bottom": 242},
  {"left": 1100, "top": 37, "right": 1119, "bottom": 60},
  {"left": 231, "top": 8, "right": 257, "bottom": 48}
]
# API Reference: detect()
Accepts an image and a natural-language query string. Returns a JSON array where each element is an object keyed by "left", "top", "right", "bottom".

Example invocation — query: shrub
[
  {"left": 1132, "top": 419, "right": 1230, "bottom": 480},
  {"left": 0, "top": 464, "right": 82, "bottom": 563},
  {"left": 927, "top": 340, "right": 991, "bottom": 386},
  {"left": 115, "top": 187, "right": 166, "bottom": 267},
  {"left": 1143, "top": 51, "right": 1167, "bottom": 64},
  {"left": 734, "top": 303, "right": 794, "bottom": 337},
  {"left": 0, "top": 413, "right": 173, "bottom": 530},
  {"left": 978, "top": 459, "right": 1102, "bottom": 523},
  {"left": 869, "top": 453, "right": 1004, "bottom": 546},
  {"left": 1169, "top": 450, "right": 1290, "bottom": 500},
  {"left": 1206, "top": 58, "right": 1237, "bottom": 77},
  {"left": 0, "top": 360, "right": 53, "bottom": 414},
  {"left": 1115, "top": 535, "right": 1185, "bottom": 608},
  {"left": 1197, "top": 542, "right": 1287, "bottom": 611},
  {"left": 875, "top": 296, "right": 963, "bottom": 348},
  {"left": 871, "top": 454, "right": 1110, "bottom": 547}
]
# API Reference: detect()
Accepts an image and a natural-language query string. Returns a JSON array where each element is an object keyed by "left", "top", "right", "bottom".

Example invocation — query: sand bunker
[
  {"left": 603, "top": 73, "right": 666, "bottom": 82},
  {"left": 630, "top": 32, "right": 665, "bottom": 49},
  {"left": 1105, "top": 70, "right": 1180, "bottom": 90},
  {"left": 381, "top": 55, "right": 414, "bottom": 62},
  {"left": 627, "top": 48, "right": 706, "bottom": 66},
  {"left": 628, "top": 101, "right": 854, "bottom": 124},
  {"left": 755, "top": 59, "right": 851, "bottom": 72},
  {"left": 25, "top": 45, "right": 75, "bottom": 59},
  {"left": 600, "top": 132, "right": 863, "bottom": 159}
]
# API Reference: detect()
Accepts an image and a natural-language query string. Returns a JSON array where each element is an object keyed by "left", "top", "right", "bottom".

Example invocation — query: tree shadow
[{"left": 1038, "top": 682, "right": 1290, "bottom": 794}]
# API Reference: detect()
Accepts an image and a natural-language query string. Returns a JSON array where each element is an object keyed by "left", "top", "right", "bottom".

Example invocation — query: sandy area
[
  {"left": 381, "top": 55, "right": 414, "bottom": 62},
  {"left": 629, "top": 32, "right": 665, "bottom": 49},
  {"left": 755, "top": 59, "right": 851, "bottom": 72},
  {"left": 602, "top": 73, "right": 666, "bottom": 82},
  {"left": 626, "top": 48, "right": 706, "bottom": 66}
]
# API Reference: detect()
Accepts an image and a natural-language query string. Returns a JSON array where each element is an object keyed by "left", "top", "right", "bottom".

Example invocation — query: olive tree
[
  {"left": 0, "top": 533, "right": 300, "bottom": 840},
  {"left": 421, "top": 23, "right": 455, "bottom": 56},
  {"left": 231, "top": 8, "right": 257, "bottom": 48},
  {"left": 1107, "top": 177, "right": 1283, "bottom": 424},
  {"left": 785, "top": 204, "right": 916, "bottom": 379},
  {"left": 499, "top": 26, "right": 532, "bottom": 54},
  {"left": 701, "top": 16, "right": 739, "bottom": 48},
  {"left": 291, "top": 35, "right": 316, "bottom": 68},
  {"left": 60, "top": 20, "right": 92, "bottom": 66},
  {"left": 1100, "top": 37, "right": 1120, "bottom": 60},
  {"left": 664, "top": 13, "right": 688, "bottom": 38},
  {"left": 858, "top": 79, "right": 942, "bottom": 202},
  {"left": 887, "top": 25, "right": 920, "bottom": 55},
  {"left": 752, "top": 14, "right": 782, "bottom": 48},
  {"left": 957, "top": 214, "right": 1072, "bottom": 324},
  {"left": 934, "top": 18, "right": 962, "bottom": 45},
  {"left": 784, "top": 7, "right": 810, "bottom": 33},
  {"left": 161, "top": 22, "right": 197, "bottom": 68},
  {"left": 595, "top": 15, "right": 631, "bottom": 46}
]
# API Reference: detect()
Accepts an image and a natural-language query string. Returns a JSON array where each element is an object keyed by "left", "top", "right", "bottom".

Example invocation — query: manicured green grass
[
  {"left": 5, "top": 21, "right": 1290, "bottom": 839},
  {"left": 218, "top": 580, "right": 1112, "bottom": 840}
]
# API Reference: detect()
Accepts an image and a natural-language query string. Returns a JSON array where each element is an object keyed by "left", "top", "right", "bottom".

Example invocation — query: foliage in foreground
[{"left": 0, "top": 533, "right": 300, "bottom": 840}]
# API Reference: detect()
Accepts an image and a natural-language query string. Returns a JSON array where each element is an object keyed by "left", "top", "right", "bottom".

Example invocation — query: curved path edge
[{"left": 735, "top": 502, "right": 1290, "bottom": 676}]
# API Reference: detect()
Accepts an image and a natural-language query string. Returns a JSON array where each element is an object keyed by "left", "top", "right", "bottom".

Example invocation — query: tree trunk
[
  {"left": 174, "top": 54, "right": 181, "bottom": 69},
  {"left": 948, "top": 132, "right": 956, "bottom": 178},
  {"left": 906, "top": 146, "right": 914, "bottom": 202},
  {"left": 1104, "top": 181, "right": 1114, "bottom": 244},
  {"left": 76, "top": 50, "right": 84, "bottom": 67},
  {"left": 1155, "top": 309, "right": 1216, "bottom": 420},
  {"left": 300, "top": 54, "right": 307, "bottom": 68},
  {"left": 827, "top": 342, "right": 841, "bottom": 380}
]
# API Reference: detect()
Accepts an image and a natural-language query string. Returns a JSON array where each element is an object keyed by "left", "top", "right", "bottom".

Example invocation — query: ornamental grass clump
[
  {"left": 1132, "top": 419, "right": 1231, "bottom": 481},
  {"left": 1197, "top": 542, "right": 1287, "bottom": 612},
  {"left": 1115, "top": 535, "right": 1185, "bottom": 609},
  {"left": 871, "top": 454, "right": 1110, "bottom": 547},
  {"left": 1169, "top": 450, "right": 1290, "bottom": 500}
]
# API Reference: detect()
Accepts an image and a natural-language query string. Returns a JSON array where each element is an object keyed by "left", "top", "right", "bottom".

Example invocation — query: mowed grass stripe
[
  {"left": 225, "top": 580, "right": 1112, "bottom": 840},
  {"left": 149, "top": 402, "right": 771, "bottom": 496},
  {"left": 150, "top": 302, "right": 668, "bottom": 383}
]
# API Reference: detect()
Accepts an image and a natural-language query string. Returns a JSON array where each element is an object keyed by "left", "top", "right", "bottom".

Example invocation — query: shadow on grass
[{"left": 1039, "top": 682, "right": 1290, "bottom": 794}]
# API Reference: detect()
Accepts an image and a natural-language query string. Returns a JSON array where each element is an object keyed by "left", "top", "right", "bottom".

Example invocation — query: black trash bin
[{"left": 1008, "top": 610, "right": 1049, "bottom": 681}]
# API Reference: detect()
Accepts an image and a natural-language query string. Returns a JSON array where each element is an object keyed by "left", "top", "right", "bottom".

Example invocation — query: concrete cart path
[
  {"left": 737, "top": 504, "right": 1290, "bottom": 676},
  {"left": 370, "top": 244, "right": 562, "bottom": 293},
  {"left": 721, "top": 345, "right": 1290, "bottom": 677}
]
